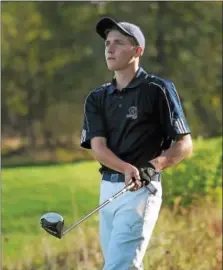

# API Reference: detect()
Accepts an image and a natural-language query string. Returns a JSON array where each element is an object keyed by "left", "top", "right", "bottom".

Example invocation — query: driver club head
[{"left": 40, "top": 212, "right": 64, "bottom": 239}]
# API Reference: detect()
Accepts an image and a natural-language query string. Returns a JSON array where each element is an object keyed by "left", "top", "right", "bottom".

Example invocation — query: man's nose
[{"left": 107, "top": 43, "right": 115, "bottom": 54}]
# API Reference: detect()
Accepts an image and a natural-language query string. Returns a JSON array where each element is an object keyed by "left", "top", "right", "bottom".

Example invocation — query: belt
[{"left": 102, "top": 172, "right": 161, "bottom": 183}]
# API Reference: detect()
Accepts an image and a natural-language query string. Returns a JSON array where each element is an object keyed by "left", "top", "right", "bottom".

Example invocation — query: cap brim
[{"left": 96, "top": 17, "right": 132, "bottom": 40}]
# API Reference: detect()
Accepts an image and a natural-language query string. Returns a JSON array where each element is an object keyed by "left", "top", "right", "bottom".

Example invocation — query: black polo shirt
[{"left": 80, "top": 67, "right": 190, "bottom": 174}]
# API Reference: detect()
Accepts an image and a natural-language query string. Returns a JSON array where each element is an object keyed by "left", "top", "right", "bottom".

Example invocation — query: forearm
[
  {"left": 92, "top": 143, "right": 127, "bottom": 174},
  {"left": 150, "top": 134, "right": 193, "bottom": 172}
]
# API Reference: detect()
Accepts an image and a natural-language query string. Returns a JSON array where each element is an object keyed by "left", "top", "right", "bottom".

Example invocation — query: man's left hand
[{"left": 139, "top": 162, "right": 157, "bottom": 186}]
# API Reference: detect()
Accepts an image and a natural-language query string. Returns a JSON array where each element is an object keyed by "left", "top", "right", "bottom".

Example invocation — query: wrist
[
  {"left": 147, "top": 161, "right": 156, "bottom": 170},
  {"left": 121, "top": 162, "right": 132, "bottom": 174},
  {"left": 149, "top": 159, "right": 162, "bottom": 172}
]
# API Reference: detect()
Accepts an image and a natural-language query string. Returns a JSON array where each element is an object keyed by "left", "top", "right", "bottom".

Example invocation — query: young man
[{"left": 80, "top": 17, "right": 193, "bottom": 270}]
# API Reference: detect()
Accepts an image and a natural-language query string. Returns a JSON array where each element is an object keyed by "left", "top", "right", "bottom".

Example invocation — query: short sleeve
[
  {"left": 80, "top": 92, "right": 106, "bottom": 149},
  {"left": 157, "top": 80, "right": 191, "bottom": 139}
]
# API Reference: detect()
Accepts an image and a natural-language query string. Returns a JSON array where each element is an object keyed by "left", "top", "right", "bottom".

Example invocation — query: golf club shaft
[{"left": 62, "top": 181, "right": 135, "bottom": 236}]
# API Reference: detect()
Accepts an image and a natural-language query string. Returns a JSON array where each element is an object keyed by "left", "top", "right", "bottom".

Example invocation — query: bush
[{"left": 162, "top": 137, "right": 222, "bottom": 207}]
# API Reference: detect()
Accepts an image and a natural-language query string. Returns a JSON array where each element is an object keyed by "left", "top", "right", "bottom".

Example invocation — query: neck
[{"left": 114, "top": 63, "right": 139, "bottom": 90}]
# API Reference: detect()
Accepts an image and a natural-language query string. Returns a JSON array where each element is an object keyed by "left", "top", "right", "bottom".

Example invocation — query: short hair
[{"left": 105, "top": 26, "right": 139, "bottom": 47}]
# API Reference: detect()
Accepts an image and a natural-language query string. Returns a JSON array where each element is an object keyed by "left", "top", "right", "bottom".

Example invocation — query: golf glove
[{"left": 139, "top": 162, "right": 157, "bottom": 185}]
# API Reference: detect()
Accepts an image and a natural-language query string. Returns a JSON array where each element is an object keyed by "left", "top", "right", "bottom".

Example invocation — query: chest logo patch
[{"left": 126, "top": 106, "right": 138, "bottom": 120}]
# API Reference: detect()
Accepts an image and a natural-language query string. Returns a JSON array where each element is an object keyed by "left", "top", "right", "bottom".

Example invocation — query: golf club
[{"left": 40, "top": 181, "right": 136, "bottom": 239}]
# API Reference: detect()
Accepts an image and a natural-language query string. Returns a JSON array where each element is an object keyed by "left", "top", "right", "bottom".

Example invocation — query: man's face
[{"left": 105, "top": 30, "right": 139, "bottom": 71}]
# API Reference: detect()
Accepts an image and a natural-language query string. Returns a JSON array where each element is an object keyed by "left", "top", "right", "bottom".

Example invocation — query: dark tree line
[{"left": 2, "top": 1, "right": 222, "bottom": 149}]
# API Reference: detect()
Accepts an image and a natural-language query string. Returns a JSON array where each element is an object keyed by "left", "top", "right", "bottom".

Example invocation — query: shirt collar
[{"left": 107, "top": 67, "right": 148, "bottom": 95}]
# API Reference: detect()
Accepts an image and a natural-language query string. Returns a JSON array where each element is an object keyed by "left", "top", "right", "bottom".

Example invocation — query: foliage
[
  {"left": 1, "top": 2, "right": 222, "bottom": 147},
  {"left": 162, "top": 137, "right": 222, "bottom": 208}
]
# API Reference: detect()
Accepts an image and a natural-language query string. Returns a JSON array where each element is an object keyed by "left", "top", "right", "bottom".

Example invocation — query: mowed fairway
[{"left": 2, "top": 161, "right": 102, "bottom": 263}]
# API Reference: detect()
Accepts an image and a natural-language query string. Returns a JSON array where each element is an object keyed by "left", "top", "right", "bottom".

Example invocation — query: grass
[
  {"left": 2, "top": 200, "right": 222, "bottom": 270},
  {"left": 2, "top": 137, "right": 222, "bottom": 269},
  {"left": 2, "top": 162, "right": 101, "bottom": 262}
]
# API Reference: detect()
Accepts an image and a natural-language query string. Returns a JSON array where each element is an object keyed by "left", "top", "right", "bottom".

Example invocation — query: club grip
[{"left": 126, "top": 181, "right": 136, "bottom": 190}]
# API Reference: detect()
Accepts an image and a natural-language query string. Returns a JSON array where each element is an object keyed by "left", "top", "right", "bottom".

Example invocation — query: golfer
[{"left": 80, "top": 17, "right": 193, "bottom": 270}]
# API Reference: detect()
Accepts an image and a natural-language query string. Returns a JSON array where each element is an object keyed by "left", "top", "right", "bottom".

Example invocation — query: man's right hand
[{"left": 123, "top": 163, "right": 143, "bottom": 191}]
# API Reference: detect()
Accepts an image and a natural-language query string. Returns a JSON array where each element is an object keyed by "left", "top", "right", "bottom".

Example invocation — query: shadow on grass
[
  {"left": 2, "top": 145, "right": 94, "bottom": 169},
  {"left": 1, "top": 158, "right": 94, "bottom": 169}
]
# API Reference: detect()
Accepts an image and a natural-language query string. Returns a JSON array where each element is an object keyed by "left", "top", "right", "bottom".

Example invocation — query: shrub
[{"left": 162, "top": 137, "right": 222, "bottom": 207}]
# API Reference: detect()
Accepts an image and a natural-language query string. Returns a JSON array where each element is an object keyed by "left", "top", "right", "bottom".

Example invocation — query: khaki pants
[{"left": 99, "top": 178, "right": 162, "bottom": 270}]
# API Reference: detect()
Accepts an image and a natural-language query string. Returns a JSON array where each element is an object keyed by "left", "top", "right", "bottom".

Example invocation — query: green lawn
[{"left": 2, "top": 161, "right": 101, "bottom": 262}]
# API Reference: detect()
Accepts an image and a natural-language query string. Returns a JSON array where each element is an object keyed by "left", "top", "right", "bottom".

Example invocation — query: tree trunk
[
  {"left": 26, "top": 85, "right": 37, "bottom": 148},
  {"left": 156, "top": 2, "right": 167, "bottom": 76}
]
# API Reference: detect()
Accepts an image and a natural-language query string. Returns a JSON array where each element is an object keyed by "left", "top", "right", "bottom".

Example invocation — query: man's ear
[{"left": 135, "top": 46, "right": 144, "bottom": 57}]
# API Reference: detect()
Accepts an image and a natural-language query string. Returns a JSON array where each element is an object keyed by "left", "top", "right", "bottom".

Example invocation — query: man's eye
[{"left": 105, "top": 41, "right": 124, "bottom": 47}]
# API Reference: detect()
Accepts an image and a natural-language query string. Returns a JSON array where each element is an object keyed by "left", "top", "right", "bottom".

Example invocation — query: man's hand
[
  {"left": 139, "top": 162, "right": 157, "bottom": 184},
  {"left": 123, "top": 163, "right": 143, "bottom": 191}
]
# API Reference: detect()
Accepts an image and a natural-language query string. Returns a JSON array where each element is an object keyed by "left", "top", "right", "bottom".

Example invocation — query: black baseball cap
[{"left": 96, "top": 17, "right": 145, "bottom": 49}]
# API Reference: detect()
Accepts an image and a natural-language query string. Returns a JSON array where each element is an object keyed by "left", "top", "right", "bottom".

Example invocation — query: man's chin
[
  {"left": 106, "top": 63, "right": 118, "bottom": 72},
  {"left": 107, "top": 66, "right": 116, "bottom": 72}
]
